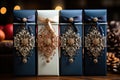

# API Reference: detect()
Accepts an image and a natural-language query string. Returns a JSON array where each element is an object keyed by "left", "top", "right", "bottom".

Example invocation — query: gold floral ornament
[
  {"left": 14, "top": 27, "right": 35, "bottom": 63},
  {"left": 60, "top": 26, "right": 81, "bottom": 63},
  {"left": 85, "top": 26, "right": 104, "bottom": 63},
  {"left": 38, "top": 16, "right": 58, "bottom": 63}
]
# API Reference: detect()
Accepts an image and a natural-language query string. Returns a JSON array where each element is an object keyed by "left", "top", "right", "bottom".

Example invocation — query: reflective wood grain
[{"left": 0, "top": 73, "right": 120, "bottom": 80}]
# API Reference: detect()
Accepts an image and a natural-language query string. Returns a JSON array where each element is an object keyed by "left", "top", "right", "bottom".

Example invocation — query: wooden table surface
[{"left": 0, "top": 73, "right": 120, "bottom": 80}]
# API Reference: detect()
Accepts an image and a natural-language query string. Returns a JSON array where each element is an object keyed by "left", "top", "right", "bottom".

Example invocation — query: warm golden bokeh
[
  {"left": 0, "top": 7, "right": 7, "bottom": 14},
  {"left": 55, "top": 6, "right": 62, "bottom": 10},
  {"left": 14, "top": 5, "right": 21, "bottom": 10}
]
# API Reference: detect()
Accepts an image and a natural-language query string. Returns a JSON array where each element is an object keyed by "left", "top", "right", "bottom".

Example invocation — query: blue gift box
[
  {"left": 13, "top": 10, "right": 37, "bottom": 76},
  {"left": 84, "top": 10, "right": 107, "bottom": 76},
  {"left": 60, "top": 10, "right": 83, "bottom": 76}
]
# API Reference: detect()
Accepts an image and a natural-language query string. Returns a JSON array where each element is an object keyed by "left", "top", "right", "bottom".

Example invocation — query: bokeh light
[
  {"left": 55, "top": 6, "right": 62, "bottom": 10},
  {"left": 14, "top": 5, "right": 21, "bottom": 10},
  {"left": 0, "top": 7, "right": 7, "bottom": 14}
]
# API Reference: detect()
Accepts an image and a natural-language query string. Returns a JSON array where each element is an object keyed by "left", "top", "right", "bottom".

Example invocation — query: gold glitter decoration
[
  {"left": 38, "top": 18, "right": 58, "bottom": 63},
  {"left": 85, "top": 26, "right": 104, "bottom": 63},
  {"left": 14, "top": 27, "right": 35, "bottom": 63},
  {"left": 60, "top": 27, "right": 81, "bottom": 63}
]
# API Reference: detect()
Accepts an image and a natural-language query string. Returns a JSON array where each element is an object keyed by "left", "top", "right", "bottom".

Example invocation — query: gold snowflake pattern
[
  {"left": 14, "top": 27, "right": 35, "bottom": 63},
  {"left": 61, "top": 27, "right": 81, "bottom": 63},
  {"left": 85, "top": 26, "right": 104, "bottom": 63},
  {"left": 38, "top": 21, "right": 58, "bottom": 63}
]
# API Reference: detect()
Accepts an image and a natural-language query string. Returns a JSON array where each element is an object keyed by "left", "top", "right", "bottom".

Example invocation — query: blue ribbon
[
  {"left": 85, "top": 15, "right": 105, "bottom": 36},
  {"left": 60, "top": 16, "right": 81, "bottom": 23},
  {"left": 60, "top": 16, "right": 81, "bottom": 33},
  {"left": 15, "top": 15, "right": 35, "bottom": 35},
  {"left": 15, "top": 15, "right": 35, "bottom": 23},
  {"left": 84, "top": 14, "right": 106, "bottom": 23}
]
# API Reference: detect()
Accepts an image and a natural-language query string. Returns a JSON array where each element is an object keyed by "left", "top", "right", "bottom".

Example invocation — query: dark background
[
  {"left": 0, "top": 0, "right": 120, "bottom": 25},
  {"left": 0, "top": 0, "right": 120, "bottom": 74}
]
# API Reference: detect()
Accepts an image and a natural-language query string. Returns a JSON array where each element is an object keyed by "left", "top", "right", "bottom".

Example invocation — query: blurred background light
[
  {"left": 55, "top": 6, "right": 62, "bottom": 10},
  {"left": 0, "top": 7, "right": 7, "bottom": 14},
  {"left": 14, "top": 5, "right": 21, "bottom": 10}
]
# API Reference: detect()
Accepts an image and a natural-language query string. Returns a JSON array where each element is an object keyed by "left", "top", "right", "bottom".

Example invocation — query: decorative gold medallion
[
  {"left": 14, "top": 27, "right": 35, "bottom": 63},
  {"left": 85, "top": 26, "right": 104, "bottom": 63},
  {"left": 60, "top": 26, "right": 81, "bottom": 63},
  {"left": 38, "top": 18, "right": 58, "bottom": 63}
]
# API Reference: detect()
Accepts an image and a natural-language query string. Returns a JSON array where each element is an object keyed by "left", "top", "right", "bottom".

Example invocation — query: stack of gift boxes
[{"left": 13, "top": 10, "right": 107, "bottom": 76}]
